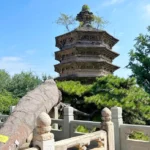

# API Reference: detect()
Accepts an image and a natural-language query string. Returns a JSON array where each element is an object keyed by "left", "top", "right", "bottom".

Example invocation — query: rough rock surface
[{"left": 0, "top": 79, "right": 61, "bottom": 150}]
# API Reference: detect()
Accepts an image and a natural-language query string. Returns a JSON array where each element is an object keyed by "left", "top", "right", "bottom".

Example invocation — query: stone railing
[
  {"left": 111, "top": 107, "right": 150, "bottom": 150},
  {"left": 3, "top": 106, "right": 150, "bottom": 150},
  {"left": 51, "top": 107, "right": 102, "bottom": 140},
  {"left": 20, "top": 107, "right": 114, "bottom": 150},
  {"left": 0, "top": 114, "right": 9, "bottom": 128},
  {"left": 55, "top": 130, "right": 107, "bottom": 150},
  {"left": 70, "top": 120, "right": 100, "bottom": 137},
  {"left": 0, "top": 106, "right": 15, "bottom": 128}
]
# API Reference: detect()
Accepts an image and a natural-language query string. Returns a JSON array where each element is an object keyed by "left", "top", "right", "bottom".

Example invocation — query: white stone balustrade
[
  {"left": 33, "top": 112, "right": 55, "bottom": 150},
  {"left": 55, "top": 130, "right": 107, "bottom": 150}
]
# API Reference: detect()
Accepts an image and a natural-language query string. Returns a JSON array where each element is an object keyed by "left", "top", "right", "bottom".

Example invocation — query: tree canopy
[
  {"left": 8, "top": 72, "right": 42, "bottom": 98},
  {"left": 127, "top": 26, "right": 150, "bottom": 94},
  {"left": 56, "top": 13, "right": 76, "bottom": 31},
  {"left": 0, "top": 90, "right": 18, "bottom": 114},
  {"left": 0, "top": 70, "right": 43, "bottom": 113},
  {"left": 0, "top": 70, "right": 11, "bottom": 92},
  {"left": 57, "top": 75, "right": 150, "bottom": 125}
]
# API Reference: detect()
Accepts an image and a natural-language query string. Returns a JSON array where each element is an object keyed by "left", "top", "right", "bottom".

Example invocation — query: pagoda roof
[
  {"left": 55, "top": 27, "right": 119, "bottom": 45},
  {"left": 55, "top": 46, "right": 119, "bottom": 61},
  {"left": 55, "top": 61, "right": 120, "bottom": 72},
  {"left": 55, "top": 28, "right": 119, "bottom": 47}
]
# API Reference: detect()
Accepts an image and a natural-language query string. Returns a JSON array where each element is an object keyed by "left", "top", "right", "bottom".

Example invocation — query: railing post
[
  {"left": 33, "top": 112, "right": 55, "bottom": 150},
  {"left": 111, "top": 107, "right": 123, "bottom": 150},
  {"left": 53, "top": 107, "right": 59, "bottom": 130},
  {"left": 101, "top": 107, "right": 115, "bottom": 150},
  {"left": 10, "top": 106, "right": 16, "bottom": 114},
  {"left": 63, "top": 106, "right": 74, "bottom": 139}
]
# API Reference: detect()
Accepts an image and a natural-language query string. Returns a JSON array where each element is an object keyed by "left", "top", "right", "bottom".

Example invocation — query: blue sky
[{"left": 0, "top": 0, "right": 150, "bottom": 78}]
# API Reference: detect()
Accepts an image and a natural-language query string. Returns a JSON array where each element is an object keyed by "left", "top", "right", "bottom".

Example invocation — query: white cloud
[
  {"left": 103, "top": 0, "right": 124, "bottom": 6},
  {"left": 1, "top": 57, "right": 22, "bottom": 62},
  {"left": 25, "top": 49, "right": 36, "bottom": 55},
  {"left": 0, "top": 56, "right": 33, "bottom": 75},
  {"left": 143, "top": 4, "right": 150, "bottom": 18}
]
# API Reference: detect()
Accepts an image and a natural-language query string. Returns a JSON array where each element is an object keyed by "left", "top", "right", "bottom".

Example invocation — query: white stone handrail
[
  {"left": 0, "top": 114, "right": 9, "bottom": 122},
  {"left": 51, "top": 118, "right": 63, "bottom": 127},
  {"left": 70, "top": 120, "right": 101, "bottom": 137},
  {"left": 120, "top": 124, "right": 150, "bottom": 150},
  {"left": 55, "top": 130, "right": 107, "bottom": 150},
  {"left": 121, "top": 124, "right": 150, "bottom": 136}
]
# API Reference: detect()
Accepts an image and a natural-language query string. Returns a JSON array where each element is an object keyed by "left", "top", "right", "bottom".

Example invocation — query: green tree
[
  {"left": 0, "top": 69, "right": 11, "bottom": 92},
  {"left": 127, "top": 26, "right": 150, "bottom": 93},
  {"left": 56, "top": 13, "right": 76, "bottom": 31},
  {"left": 8, "top": 72, "right": 42, "bottom": 98},
  {"left": 42, "top": 74, "right": 53, "bottom": 82},
  {"left": 0, "top": 90, "right": 18, "bottom": 114},
  {"left": 56, "top": 5, "right": 108, "bottom": 31},
  {"left": 92, "top": 15, "right": 108, "bottom": 29},
  {"left": 57, "top": 75, "right": 150, "bottom": 125}
]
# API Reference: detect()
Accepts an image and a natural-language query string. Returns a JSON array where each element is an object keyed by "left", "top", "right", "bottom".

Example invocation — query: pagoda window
[{"left": 62, "top": 55, "right": 65, "bottom": 60}]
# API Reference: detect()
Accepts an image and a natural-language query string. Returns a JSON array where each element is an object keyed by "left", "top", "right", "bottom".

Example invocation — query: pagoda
[{"left": 54, "top": 5, "right": 119, "bottom": 81}]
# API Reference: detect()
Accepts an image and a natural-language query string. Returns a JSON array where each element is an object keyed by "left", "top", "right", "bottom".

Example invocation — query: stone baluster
[
  {"left": 111, "top": 107, "right": 123, "bottom": 150},
  {"left": 53, "top": 107, "right": 58, "bottom": 130},
  {"left": 101, "top": 107, "right": 115, "bottom": 150},
  {"left": 10, "top": 105, "right": 16, "bottom": 114},
  {"left": 63, "top": 106, "right": 74, "bottom": 139},
  {"left": 33, "top": 112, "right": 54, "bottom": 150}
]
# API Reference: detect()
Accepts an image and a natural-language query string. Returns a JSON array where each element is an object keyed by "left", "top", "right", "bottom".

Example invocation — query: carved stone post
[
  {"left": 10, "top": 105, "right": 16, "bottom": 113},
  {"left": 101, "top": 107, "right": 115, "bottom": 150},
  {"left": 53, "top": 107, "right": 58, "bottom": 130},
  {"left": 33, "top": 112, "right": 54, "bottom": 150},
  {"left": 63, "top": 106, "right": 74, "bottom": 139},
  {"left": 111, "top": 107, "right": 123, "bottom": 150}
]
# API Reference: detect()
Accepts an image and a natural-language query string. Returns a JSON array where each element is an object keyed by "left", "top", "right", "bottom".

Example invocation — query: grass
[{"left": 129, "top": 131, "right": 149, "bottom": 141}]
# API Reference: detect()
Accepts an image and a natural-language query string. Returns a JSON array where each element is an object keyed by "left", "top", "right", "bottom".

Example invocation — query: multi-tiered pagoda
[{"left": 54, "top": 5, "right": 119, "bottom": 81}]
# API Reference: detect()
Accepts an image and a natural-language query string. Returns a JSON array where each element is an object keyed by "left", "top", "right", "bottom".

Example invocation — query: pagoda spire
[{"left": 76, "top": 5, "right": 94, "bottom": 27}]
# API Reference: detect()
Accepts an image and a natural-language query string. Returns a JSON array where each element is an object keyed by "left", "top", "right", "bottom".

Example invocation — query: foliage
[
  {"left": 57, "top": 81, "right": 91, "bottom": 97},
  {"left": 76, "top": 125, "right": 96, "bottom": 133},
  {"left": 76, "top": 125, "right": 89, "bottom": 133},
  {"left": 0, "top": 90, "right": 18, "bottom": 114},
  {"left": 42, "top": 74, "right": 53, "bottom": 82},
  {"left": 129, "top": 131, "right": 149, "bottom": 141},
  {"left": 56, "top": 13, "right": 76, "bottom": 31},
  {"left": 0, "top": 70, "right": 11, "bottom": 92},
  {"left": 56, "top": 11, "right": 108, "bottom": 31},
  {"left": 92, "top": 15, "right": 108, "bottom": 29},
  {"left": 127, "top": 26, "right": 150, "bottom": 94},
  {"left": 57, "top": 75, "right": 150, "bottom": 125},
  {"left": 82, "top": 5, "right": 90, "bottom": 11},
  {"left": 0, "top": 70, "right": 53, "bottom": 114},
  {"left": 8, "top": 72, "right": 42, "bottom": 98}
]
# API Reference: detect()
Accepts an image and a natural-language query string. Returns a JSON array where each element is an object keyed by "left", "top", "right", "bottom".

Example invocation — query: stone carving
[
  {"left": 76, "top": 4, "right": 94, "bottom": 27},
  {"left": 34, "top": 112, "right": 54, "bottom": 141},
  {"left": 33, "top": 112, "right": 54, "bottom": 150},
  {"left": 101, "top": 107, "right": 115, "bottom": 150},
  {"left": 0, "top": 79, "right": 61, "bottom": 150}
]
